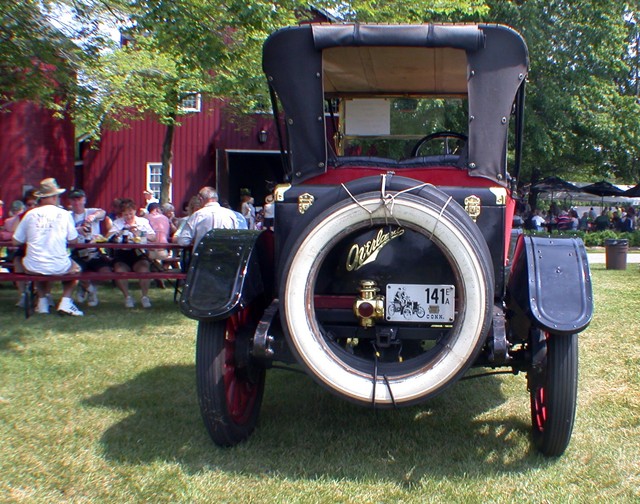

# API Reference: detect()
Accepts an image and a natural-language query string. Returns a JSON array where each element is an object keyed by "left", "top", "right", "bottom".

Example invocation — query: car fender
[
  {"left": 180, "top": 229, "right": 272, "bottom": 321},
  {"left": 507, "top": 234, "right": 593, "bottom": 336}
]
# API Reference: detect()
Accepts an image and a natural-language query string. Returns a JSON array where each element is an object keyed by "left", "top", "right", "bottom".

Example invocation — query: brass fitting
[{"left": 353, "top": 280, "right": 385, "bottom": 327}]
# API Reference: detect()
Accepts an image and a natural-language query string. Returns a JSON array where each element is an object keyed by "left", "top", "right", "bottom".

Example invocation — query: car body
[{"left": 181, "top": 23, "right": 593, "bottom": 456}]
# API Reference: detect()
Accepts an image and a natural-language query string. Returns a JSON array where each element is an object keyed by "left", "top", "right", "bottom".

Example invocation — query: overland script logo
[{"left": 346, "top": 228, "right": 404, "bottom": 271}]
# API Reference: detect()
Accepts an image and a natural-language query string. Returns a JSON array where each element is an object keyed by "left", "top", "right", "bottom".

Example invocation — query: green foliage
[
  {"left": 527, "top": 228, "right": 640, "bottom": 247},
  {"left": 0, "top": 1, "right": 83, "bottom": 110},
  {"left": 337, "top": 0, "right": 488, "bottom": 22},
  {"left": 5, "top": 0, "right": 639, "bottom": 191},
  {"left": 487, "top": 1, "right": 640, "bottom": 184}
]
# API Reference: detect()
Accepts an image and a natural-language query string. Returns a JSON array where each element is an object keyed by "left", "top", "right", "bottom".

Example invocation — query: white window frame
[
  {"left": 179, "top": 93, "right": 201, "bottom": 113},
  {"left": 146, "top": 162, "right": 172, "bottom": 201}
]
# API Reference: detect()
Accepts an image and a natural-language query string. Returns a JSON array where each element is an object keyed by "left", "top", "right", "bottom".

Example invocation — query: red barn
[
  {"left": 0, "top": 100, "right": 75, "bottom": 205},
  {"left": 79, "top": 9, "right": 335, "bottom": 215},
  {"left": 79, "top": 100, "right": 283, "bottom": 214},
  {"left": 2, "top": 10, "right": 334, "bottom": 215}
]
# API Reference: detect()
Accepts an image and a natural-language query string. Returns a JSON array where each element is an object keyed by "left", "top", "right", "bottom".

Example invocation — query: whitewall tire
[{"left": 280, "top": 190, "right": 494, "bottom": 406}]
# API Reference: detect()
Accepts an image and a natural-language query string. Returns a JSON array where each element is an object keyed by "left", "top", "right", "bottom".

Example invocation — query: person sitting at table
[
  {"left": 68, "top": 188, "right": 112, "bottom": 307},
  {"left": 0, "top": 200, "right": 28, "bottom": 306},
  {"left": 0, "top": 200, "right": 25, "bottom": 241},
  {"left": 13, "top": 190, "right": 40, "bottom": 299},
  {"left": 145, "top": 202, "right": 175, "bottom": 288},
  {"left": 12, "top": 178, "right": 84, "bottom": 316},
  {"left": 107, "top": 198, "right": 157, "bottom": 309},
  {"left": 593, "top": 210, "right": 611, "bottom": 231},
  {"left": 555, "top": 210, "right": 572, "bottom": 231},
  {"left": 176, "top": 186, "right": 238, "bottom": 249},
  {"left": 160, "top": 202, "right": 179, "bottom": 237},
  {"left": 145, "top": 202, "right": 171, "bottom": 261},
  {"left": 138, "top": 190, "right": 159, "bottom": 216}
]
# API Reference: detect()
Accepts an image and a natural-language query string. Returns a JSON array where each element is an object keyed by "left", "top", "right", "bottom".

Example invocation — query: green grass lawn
[{"left": 1, "top": 266, "right": 639, "bottom": 503}]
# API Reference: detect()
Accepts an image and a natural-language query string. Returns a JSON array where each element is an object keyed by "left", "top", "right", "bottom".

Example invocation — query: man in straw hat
[{"left": 12, "top": 178, "right": 84, "bottom": 316}]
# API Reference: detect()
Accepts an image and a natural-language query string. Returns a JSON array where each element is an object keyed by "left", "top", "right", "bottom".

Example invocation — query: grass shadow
[
  {"left": 84, "top": 364, "right": 540, "bottom": 482},
  {"left": 0, "top": 284, "right": 189, "bottom": 345}
]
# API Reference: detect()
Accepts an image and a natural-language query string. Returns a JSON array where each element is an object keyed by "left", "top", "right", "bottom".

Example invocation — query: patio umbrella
[
  {"left": 581, "top": 180, "right": 625, "bottom": 209},
  {"left": 623, "top": 183, "right": 640, "bottom": 197},
  {"left": 532, "top": 176, "right": 581, "bottom": 193},
  {"left": 581, "top": 180, "right": 625, "bottom": 197},
  {"left": 531, "top": 176, "right": 582, "bottom": 209}
]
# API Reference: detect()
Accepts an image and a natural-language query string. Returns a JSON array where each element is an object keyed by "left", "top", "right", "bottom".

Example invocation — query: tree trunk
[
  {"left": 528, "top": 168, "right": 541, "bottom": 212},
  {"left": 160, "top": 120, "right": 175, "bottom": 205}
]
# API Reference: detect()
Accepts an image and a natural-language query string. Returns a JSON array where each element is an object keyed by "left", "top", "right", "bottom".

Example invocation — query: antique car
[{"left": 181, "top": 23, "right": 593, "bottom": 456}]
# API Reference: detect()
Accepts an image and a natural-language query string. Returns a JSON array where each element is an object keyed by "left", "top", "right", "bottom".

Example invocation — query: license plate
[{"left": 385, "top": 284, "right": 455, "bottom": 323}]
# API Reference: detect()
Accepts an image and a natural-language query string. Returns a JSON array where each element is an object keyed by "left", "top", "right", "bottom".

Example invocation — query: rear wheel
[
  {"left": 528, "top": 329, "right": 578, "bottom": 456},
  {"left": 196, "top": 308, "right": 266, "bottom": 447}
]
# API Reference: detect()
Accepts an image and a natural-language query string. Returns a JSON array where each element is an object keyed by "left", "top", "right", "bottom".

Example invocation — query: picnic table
[{"left": 0, "top": 241, "right": 191, "bottom": 317}]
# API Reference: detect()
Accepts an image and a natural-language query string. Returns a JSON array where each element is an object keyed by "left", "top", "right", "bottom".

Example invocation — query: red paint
[
  {"left": 305, "top": 166, "right": 498, "bottom": 187},
  {"left": 0, "top": 101, "right": 74, "bottom": 204},
  {"left": 80, "top": 101, "right": 281, "bottom": 211}
]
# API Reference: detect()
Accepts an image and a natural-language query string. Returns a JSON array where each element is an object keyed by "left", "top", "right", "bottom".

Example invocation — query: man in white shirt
[
  {"left": 530, "top": 209, "right": 547, "bottom": 232},
  {"left": 176, "top": 186, "right": 238, "bottom": 249},
  {"left": 12, "top": 178, "right": 84, "bottom": 316}
]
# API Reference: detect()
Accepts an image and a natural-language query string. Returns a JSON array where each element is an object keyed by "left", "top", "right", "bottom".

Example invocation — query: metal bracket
[
  {"left": 252, "top": 299, "right": 280, "bottom": 359},
  {"left": 488, "top": 304, "right": 509, "bottom": 364},
  {"left": 375, "top": 327, "right": 398, "bottom": 349}
]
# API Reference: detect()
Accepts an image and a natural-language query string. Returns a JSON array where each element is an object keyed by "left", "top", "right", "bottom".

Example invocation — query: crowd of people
[
  {"left": 514, "top": 203, "right": 637, "bottom": 233},
  {"left": 1, "top": 179, "right": 272, "bottom": 317}
]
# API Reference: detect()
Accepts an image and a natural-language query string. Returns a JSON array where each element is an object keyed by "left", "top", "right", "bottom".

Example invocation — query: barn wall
[
  {"left": 0, "top": 101, "right": 74, "bottom": 204},
  {"left": 81, "top": 100, "right": 280, "bottom": 214}
]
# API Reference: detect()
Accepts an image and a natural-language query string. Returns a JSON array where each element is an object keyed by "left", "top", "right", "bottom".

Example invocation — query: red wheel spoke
[
  {"left": 534, "top": 387, "right": 547, "bottom": 431},
  {"left": 221, "top": 311, "right": 260, "bottom": 424}
]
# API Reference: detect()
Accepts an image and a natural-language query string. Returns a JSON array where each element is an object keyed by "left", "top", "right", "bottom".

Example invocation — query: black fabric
[
  {"left": 312, "top": 24, "right": 485, "bottom": 51},
  {"left": 262, "top": 23, "right": 528, "bottom": 186}
]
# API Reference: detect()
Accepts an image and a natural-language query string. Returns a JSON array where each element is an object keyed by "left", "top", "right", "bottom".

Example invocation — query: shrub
[{"left": 524, "top": 229, "right": 640, "bottom": 247}]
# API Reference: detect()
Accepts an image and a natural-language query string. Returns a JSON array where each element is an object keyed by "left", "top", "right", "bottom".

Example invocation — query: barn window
[
  {"left": 180, "top": 93, "right": 201, "bottom": 113},
  {"left": 146, "top": 162, "right": 172, "bottom": 201}
]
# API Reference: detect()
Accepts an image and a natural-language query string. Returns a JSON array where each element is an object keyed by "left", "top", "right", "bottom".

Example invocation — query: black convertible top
[{"left": 263, "top": 23, "right": 529, "bottom": 186}]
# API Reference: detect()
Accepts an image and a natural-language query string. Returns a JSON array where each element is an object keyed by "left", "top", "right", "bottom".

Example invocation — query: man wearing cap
[
  {"left": 12, "top": 178, "right": 84, "bottom": 316},
  {"left": 68, "top": 188, "right": 111, "bottom": 307},
  {"left": 139, "top": 189, "right": 159, "bottom": 216}
]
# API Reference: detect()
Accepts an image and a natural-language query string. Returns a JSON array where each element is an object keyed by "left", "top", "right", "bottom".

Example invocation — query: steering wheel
[{"left": 410, "top": 131, "right": 468, "bottom": 157}]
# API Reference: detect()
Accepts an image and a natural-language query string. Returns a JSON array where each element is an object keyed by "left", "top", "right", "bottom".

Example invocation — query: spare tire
[{"left": 279, "top": 183, "right": 494, "bottom": 406}]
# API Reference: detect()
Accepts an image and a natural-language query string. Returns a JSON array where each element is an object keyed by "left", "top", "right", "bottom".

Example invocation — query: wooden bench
[
  {"left": 0, "top": 242, "right": 191, "bottom": 317},
  {"left": 1, "top": 270, "right": 187, "bottom": 317}
]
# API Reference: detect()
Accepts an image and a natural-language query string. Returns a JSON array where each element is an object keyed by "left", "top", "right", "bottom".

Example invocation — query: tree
[
  {"left": 2, "top": 0, "right": 489, "bottom": 202},
  {"left": 0, "top": 1, "right": 86, "bottom": 111},
  {"left": 72, "top": 0, "right": 489, "bottom": 203},
  {"left": 486, "top": 1, "right": 640, "bottom": 185},
  {"left": 6, "top": 1, "right": 639, "bottom": 197}
]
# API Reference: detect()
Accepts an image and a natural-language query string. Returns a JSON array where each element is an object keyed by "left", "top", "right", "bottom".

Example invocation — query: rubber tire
[
  {"left": 529, "top": 331, "right": 578, "bottom": 457},
  {"left": 280, "top": 188, "right": 494, "bottom": 406},
  {"left": 196, "top": 314, "right": 266, "bottom": 447}
]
